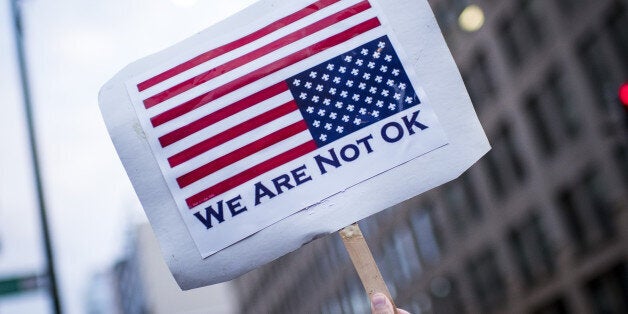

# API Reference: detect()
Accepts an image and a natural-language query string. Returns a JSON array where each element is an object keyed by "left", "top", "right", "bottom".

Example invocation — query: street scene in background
[{"left": 1, "top": 0, "right": 627, "bottom": 313}]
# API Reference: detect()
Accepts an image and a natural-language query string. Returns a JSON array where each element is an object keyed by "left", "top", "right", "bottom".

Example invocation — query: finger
[{"left": 371, "top": 293, "right": 395, "bottom": 314}]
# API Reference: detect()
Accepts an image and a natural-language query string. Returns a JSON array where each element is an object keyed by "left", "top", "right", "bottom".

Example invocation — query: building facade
[
  {"left": 233, "top": 0, "right": 628, "bottom": 313},
  {"left": 95, "top": 224, "right": 240, "bottom": 314}
]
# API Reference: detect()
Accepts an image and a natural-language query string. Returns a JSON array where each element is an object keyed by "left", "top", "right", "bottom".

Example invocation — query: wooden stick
[{"left": 339, "top": 223, "right": 397, "bottom": 313}]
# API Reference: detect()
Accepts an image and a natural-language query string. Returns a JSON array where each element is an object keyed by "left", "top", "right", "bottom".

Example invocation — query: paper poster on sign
[{"left": 100, "top": 0, "right": 489, "bottom": 289}]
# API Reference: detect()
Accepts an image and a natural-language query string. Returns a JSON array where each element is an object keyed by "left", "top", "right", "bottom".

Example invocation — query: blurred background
[{"left": 0, "top": 0, "right": 626, "bottom": 313}]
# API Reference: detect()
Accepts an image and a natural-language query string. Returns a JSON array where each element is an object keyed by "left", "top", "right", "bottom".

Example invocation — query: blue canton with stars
[{"left": 287, "top": 35, "right": 421, "bottom": 147}]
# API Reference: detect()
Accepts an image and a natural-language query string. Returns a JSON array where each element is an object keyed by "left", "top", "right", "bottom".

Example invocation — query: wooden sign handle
[{"left": 339, "top": 223, "right": 397, "bottom": 313}]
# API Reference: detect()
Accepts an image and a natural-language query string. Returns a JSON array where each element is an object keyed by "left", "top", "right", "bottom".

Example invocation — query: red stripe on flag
[
  {"left": 137, "top": 0, "right": 340, "bottom": 92},
  {"left": 167, "top": 100, "right": 299, "bottom": 167},
  {"left": 150, "top": 17, "right": 381, "bottom": 127},
  {"left": 143, "top": 1, "right": 372, "bottom": 108},
  {"left": 159, "top": 82, "right": 289, "bottom": 147},
  {"left": 185, "top": 140, "right": 318, "bottom": 208},
  {"left": 176, "top": 120, "right": 309, "bottom": 188}
]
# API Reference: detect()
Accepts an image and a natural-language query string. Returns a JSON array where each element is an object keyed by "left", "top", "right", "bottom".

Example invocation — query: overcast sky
[{"left": 0, "top": 0, "right": 256, "bottom": 313}]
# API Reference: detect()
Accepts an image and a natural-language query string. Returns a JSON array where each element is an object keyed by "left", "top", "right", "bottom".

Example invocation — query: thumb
[{"left": 371, "top": 293, "right": 395, "bottom": 314}]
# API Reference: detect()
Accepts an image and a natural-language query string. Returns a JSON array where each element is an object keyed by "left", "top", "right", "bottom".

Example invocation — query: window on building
[
  {"left": 554, "top": 0, "right": 586, "bottom": 14},
  {"left": 526, "top": 94, "right": 555, "bottom": 155},
  {"left": 376, "top": 236, "right": 398, "bottom": 298},
  {"left": 466, "top": 248, "right": 508, "bottom": 312},
  {"left": 379, "top": 228, "right": 420, "bottom": 290},
  {"left": 485, "top": 123, "right": 527, "bottom": 198},
  {"left": 578, "top": 34, "right": 624, "bottom": 114},
  {"left": 556, "top": 168, "right": 616, "bottom": 253},
  {"left": 347, "top": 275, "right": 369, "bottom": 314},
  {"left": 532, "top": 297, "right": 570, "bottom": 314},
  {"left": 525, "top": 70, "right": 581, "bottom": 157},
  {"left": 443, "top": 173, "right": 482, "bottom": 234},
  {"left": 498, "top": 18, "right": 522, "bottom": 66},
  {"left": 498, "top": 0, "right": 545, "bottom": 67},
  {"left": 483, "top": 148, "right": 506, "bottom": 197},
  {"left": 339, "top": 285, "right": 353, "bottom": 314},
  {"left": 614, "top": 145, "right": 628, "bottom": 185},
  {"left": 520, "top": 0, "right": 544, "bottom": 46},
  {"left": 547, "top": 71, "right": 581, "bottom": 138},
  {"left": 586, "top": 263, "right": 628, "bottom": 314},
  {"left": 393, "top": 225, "right": 423, "bottom": 282},
  {"left": 582, "top": 171, "right": 615, "bottom": 239},
  {"left": 606, "top": 2, "right": 628, "bottom": 70},
  {"left": 464, "top": 50, "right": 497, "bottom": 110},
  {"left": 410, "top": 204, "right": 443, "bottom": 266},
  {"left": 508, "top": 213, "right": 555, "bottom": 288},
  {"left": 501, "top": 125, "right": 527, "bottom": 182}
]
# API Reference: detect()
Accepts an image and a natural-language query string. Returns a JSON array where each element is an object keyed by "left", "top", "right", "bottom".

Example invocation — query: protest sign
[{"left": 99, "top": 0, "right": 489, "bottom": 289}]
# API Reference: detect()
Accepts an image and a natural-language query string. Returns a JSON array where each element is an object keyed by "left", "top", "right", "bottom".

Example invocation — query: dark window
[
  {"left": 547, "top": 71, "right": 581, "bottom": 138},
  {"left": 484, "top": 149, "right": 506, "bottom": 196},
  {"left": 558, "top": 188, "right": 587, "bottom": 246},
  {"left": 508, "top": 213, "right": 555, "bottom": 288},
  {"left": 486, "top": 123, "right": 527, "bottom": 198},
  {"left": 466, "top": 249, "right": 508, "bottom": 312},
  {"left": 614, "top": 145, "right": 628, "bottom": 185},
  {"left": 555, "top": 169, "right": 615, "bottom": 252},
  {"left": 532, "top": 297, "right": 570, "bottom": 314},
  {"left": 554, "top": 0, "right": 586, "bottom": 14},
  {"left": 525, "top": 70, "right": 581, "bottom": 157},
  {"left": 583, "top": 171, "right": 615, "bottom": 239},
  {"left": 443, "top": 173, "right": 482, "bottom": 233},
  {"left": 498, "top": 0, "right": 545, "bottom": 67},
  {"left": 501, "top": 124, "right": 526, "bottom": 182},
  {"left": 392, "top": 225, "right": 423, "bottom": 282},
  {"left": 586, "top": 264, "right": 628, "bottom": 314},
  {"left": 499, "top": 18, "right": 522, "bottom": 66},
  {"left": 520, "top": 0, "right": 544, "bottom": 46},
  {"left": 376, "top": 236, "right": 398, "bottom": 298},
  {"left": 526, "top": 94, "right": 555, "bottom": 155},
  {"left": 464, "top": 51, "right": 497, "bottom": 110},
  {"left": 578, "top": 34, "right": 624, "bottom": 114},
  {"left": 347, "top": 275, "right": 369, "bottom": 313},
  {"left": 607, "top": 2, "right": 628, "bottom": 69},
  {"left": 410, "top": 205, "right": 443, "bottom": 266}
]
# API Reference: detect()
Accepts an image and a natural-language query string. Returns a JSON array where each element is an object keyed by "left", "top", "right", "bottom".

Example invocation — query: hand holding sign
[
  {"left": 371, "top": 293, "right": 411, "bottom": 314},
  {"left": 99, "top": 0, "right": 489, "bottom": 290}
]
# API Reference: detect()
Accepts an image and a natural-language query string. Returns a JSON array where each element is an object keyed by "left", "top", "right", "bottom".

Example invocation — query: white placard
[{"left": 99, "top": 0, "right": 489, "bottom": 289}]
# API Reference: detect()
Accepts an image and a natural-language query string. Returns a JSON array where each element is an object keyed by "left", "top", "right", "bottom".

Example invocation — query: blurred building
[
  {"left": 233, "top": 0, "right": 628, "bottom": 313},
  {"left": 89, "top": 224, "right": 240, "bottom": 314},
  {"left": 86, "top": 271, "right": 123, "bottom": 314}
]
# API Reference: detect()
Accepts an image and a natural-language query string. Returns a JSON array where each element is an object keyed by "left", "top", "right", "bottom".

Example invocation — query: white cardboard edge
[{"left": 98, "top": 0, "right": 490, "bottom": 290}]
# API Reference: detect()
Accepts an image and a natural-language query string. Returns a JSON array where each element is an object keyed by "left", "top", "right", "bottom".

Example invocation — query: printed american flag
[{"left": 128, "top": 0, "right": 421, "bottom": 211}]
